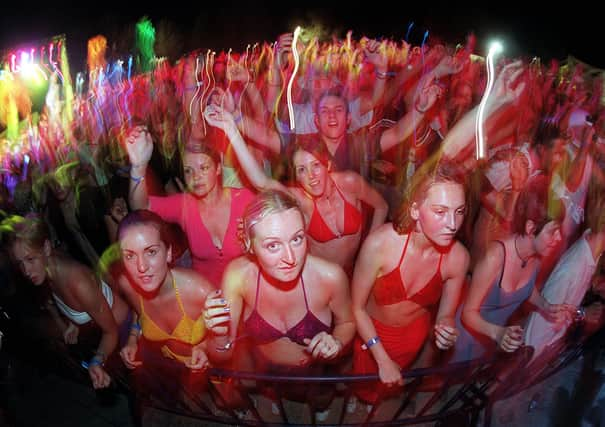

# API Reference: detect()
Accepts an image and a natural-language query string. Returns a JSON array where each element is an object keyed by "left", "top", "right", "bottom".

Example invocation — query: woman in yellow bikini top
[{"left": 117, "top": 210, "right": 230, "bottom": 370}]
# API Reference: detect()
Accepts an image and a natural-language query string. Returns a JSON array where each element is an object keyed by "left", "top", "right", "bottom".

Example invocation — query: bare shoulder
[
  {"left": 332, "top": 170, "right": 361, "bottom": 187},
  {"left": 222, "top": 255, "right": 257, "bottom": 292},
  {"left": 363, "top": 223, "right": 399, "bottom": 250},
  {"left": 307, "top": 255, "right": 347, "bottom": 283},
  {"left": 442, "top": 241, "right": 471, "bottom": 278},
  {"left": 63, "top": 260, "right": 97, "bottom": 292},
  {"left": 172, "top": 267, "right": 214, "bottom": 301},
  {"left": 305, "top": 255, "right": 349, "bottom": 294}
]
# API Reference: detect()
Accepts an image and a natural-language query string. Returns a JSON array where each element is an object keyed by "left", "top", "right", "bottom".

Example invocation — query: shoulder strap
[{"left": 171, "top": 274, "right": 187, "bottom": 315}]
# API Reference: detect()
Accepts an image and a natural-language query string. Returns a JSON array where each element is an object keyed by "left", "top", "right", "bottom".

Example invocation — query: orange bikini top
[{"left": 139, "top": 275, "right": 206, "bottom": 346}]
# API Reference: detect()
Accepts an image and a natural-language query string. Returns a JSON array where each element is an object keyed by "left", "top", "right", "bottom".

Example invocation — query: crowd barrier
[{"left": 0, "top": 305, "right": 601, "bottom": 427}]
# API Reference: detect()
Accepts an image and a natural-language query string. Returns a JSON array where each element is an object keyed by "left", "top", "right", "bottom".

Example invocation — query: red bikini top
[
  {"left": 306, "top": 183, "right": 362, "bottom": 243},
  {"left": 373, "top": 234, "right": 444, "bottom": 307}
]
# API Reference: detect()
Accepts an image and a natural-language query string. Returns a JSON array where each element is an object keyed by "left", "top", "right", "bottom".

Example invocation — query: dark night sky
[{"left": 1, "top": 2, "right": 604, "bottom": 71}]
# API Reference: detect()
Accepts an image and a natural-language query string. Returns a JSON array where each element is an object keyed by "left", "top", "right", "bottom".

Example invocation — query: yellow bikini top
[{"left": 139, "top": 274, "right": 206, "bottom": 346}]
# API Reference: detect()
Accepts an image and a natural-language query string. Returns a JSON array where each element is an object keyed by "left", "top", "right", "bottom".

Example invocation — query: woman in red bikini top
[
  {"left": 352, "top": 162, "right": 470, "bottom": 389},
  {"left": 203, "top": 105, "right": 389, "bottom": 275},
  {"left": 216, "top": 190, "right": 355, "bottom": 372}
]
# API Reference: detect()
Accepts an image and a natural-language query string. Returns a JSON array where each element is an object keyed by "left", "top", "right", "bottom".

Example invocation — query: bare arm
[
  {"left": 340, "top": 171, "right": 388, "bottom": 233},
  {"left": 123, "top": 126, "right": 153, "bottom": 210},
  {"left": 461, "top": 242, "right": 520, "bottom": 352},
  {"left": 214, "top": 259, "right": 249, "bottom": 362},
  {"left": 351, "top": 227, "right": 403, "bottom": 386},
  {"left": 441, "top": 61, "right": 526, "bottom": 162},
  {"left": 434, "top": 244, "right": 470, "bottom": 349},
  {"left": 204, "top": 105, "right": 288, "bottom": 193},
  {"left": 358, "top": 39, "right": 388, "bottom": 116},
  {"left": 71, "top": 269, "right": 118, "bottom": 388},
  {"left": 327, "top": 265, "right": 356, "bottom": 351},
  {"left": 378, "top": 78, "right": 442, "bottom": 152}
]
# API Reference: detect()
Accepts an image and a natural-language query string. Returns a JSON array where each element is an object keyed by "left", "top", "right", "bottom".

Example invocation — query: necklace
[{"left": 513, "top": 236, "right": 529, "bottom": 268}]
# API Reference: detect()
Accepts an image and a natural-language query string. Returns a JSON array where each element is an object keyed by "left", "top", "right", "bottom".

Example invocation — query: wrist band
[
  {"left": 89, "top": 353, "right": 104, "bottom": 367},
  {"left": 233, "top": 114, "right": 243, "bottom": 126},
  {"left": 375, "top": 70, "right": 389, "bottom": 80},
  {"left": 361, "top": 336, "right": 380, "bottom": 350},
  {"left": 130, "top": 322, "right": 142, "bottom": 337},
  {"left": 184, "top": 82, "right": 203, "bottom": 91},
  {"left": 415, "top": 105, "right": 429, "bottom": 114},
  {"left": 130, "top": 175, "right": 145, "bottom": 184},
  {"left": 375, "top": 70, "right": 395, "bottom": 80}
]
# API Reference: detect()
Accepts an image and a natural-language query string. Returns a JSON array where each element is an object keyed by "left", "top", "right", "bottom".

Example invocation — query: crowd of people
[{"left": 1, "top": 26, "right": 605, "bottom": 417}]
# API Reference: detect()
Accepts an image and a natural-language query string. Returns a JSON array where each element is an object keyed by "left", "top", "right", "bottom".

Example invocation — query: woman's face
[
  {"left": 11, "top": 241, "right": 47, "bottom": 286},
  {"left": 183, "top": 152, "right": 220, "bottom": 198},
  {"left": 550, "top": 137, "right": 568, "bottom": 168},
  {"left": 509, "top": 152, "right": 530, "bottom": 189},
  {"left": 250, "top": 208, "right": 307, "bottom": 283},
  {"left": 413, "top": 181, "right": 466, "bottom": 247},
  {"left": 293, "top": 150, "right": 329, "bottom": 197},
  {"left": 120, "top": 224, "right": 171, "bottom": 293},
  {"left": 533, "top": 220, "right": 562, "bottom": 257}
]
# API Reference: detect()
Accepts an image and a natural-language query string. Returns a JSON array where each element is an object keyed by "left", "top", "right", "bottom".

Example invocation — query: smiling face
[
  {"left": 293, "top": 149, "right": 329, "bottom": 197},
  {"left": 183, "top": 152, "right": 220, "bottom": 198},
  {"left": 412, "top": 181, "right": 466, "bottom": 247},
  {"left": 10, "top": 240, "right": 48, "bottom": 286},
  {"left": 119, "top": 223, "right": 172, "bottom": 293},
  {"left": 314, "top": 95, "right": 350, "bottom": 141},
  {"left": 250, "top": 208, "right": 307, "bottom": 283}
]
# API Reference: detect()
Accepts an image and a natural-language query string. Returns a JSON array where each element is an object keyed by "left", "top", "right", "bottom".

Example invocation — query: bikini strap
[
  {"left": 171, "top": 273, "right": 187, "bottom": 316},
  {"left": 436, "top": 250, "right": 444, "bottom": 278},
  {"left": 253, "top": 269, "right": 262, "bottom": 309},
  {"left": 300, "top": 276, "right": 309, "bottom": 311},
  {"left": 398, "top": 233, "right": 412, "bottom": 267}
]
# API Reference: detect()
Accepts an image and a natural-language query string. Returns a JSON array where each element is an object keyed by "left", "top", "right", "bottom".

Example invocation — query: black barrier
[{"left": 3, "top": 320, "right": 601, "bottom": 427}]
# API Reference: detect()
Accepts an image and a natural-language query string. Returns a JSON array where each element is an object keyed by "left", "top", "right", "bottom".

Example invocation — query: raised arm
[
  {"left": 358, "top": 39, "right": 389, "bottom": 116},
  {"left": 204, "top": 105, "right": 288, "bottom": 193},
  {"left": 441, "top": 60, "right": 526, "bottom": 162},
  {"left": 123, "top": 125, "right": 153, "bottom": 210},
  {"left": 340, "top": 171, "right": 388, "bottom": 233},
  {"left": 265, "top": 33, "right": 291, "bottom": 115},
  {"left": 378, "top": 78, "right": 442, "bottom": 152}
]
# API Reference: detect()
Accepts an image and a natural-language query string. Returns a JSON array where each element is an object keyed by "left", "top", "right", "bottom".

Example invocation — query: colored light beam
[
  {"left": 287, "top": 26, "right": 302, "bottom": 131},
  {"left": 475, "top": 41, "right": 503, "bottom": 160}
]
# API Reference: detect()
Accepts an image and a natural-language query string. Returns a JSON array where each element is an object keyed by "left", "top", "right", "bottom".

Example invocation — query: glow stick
[
  {"left": 287, "top": 26, "right": 302, "bottom": 130},
  {"left": 475, "top": 41, "right": 503, "bottom": 160}
]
